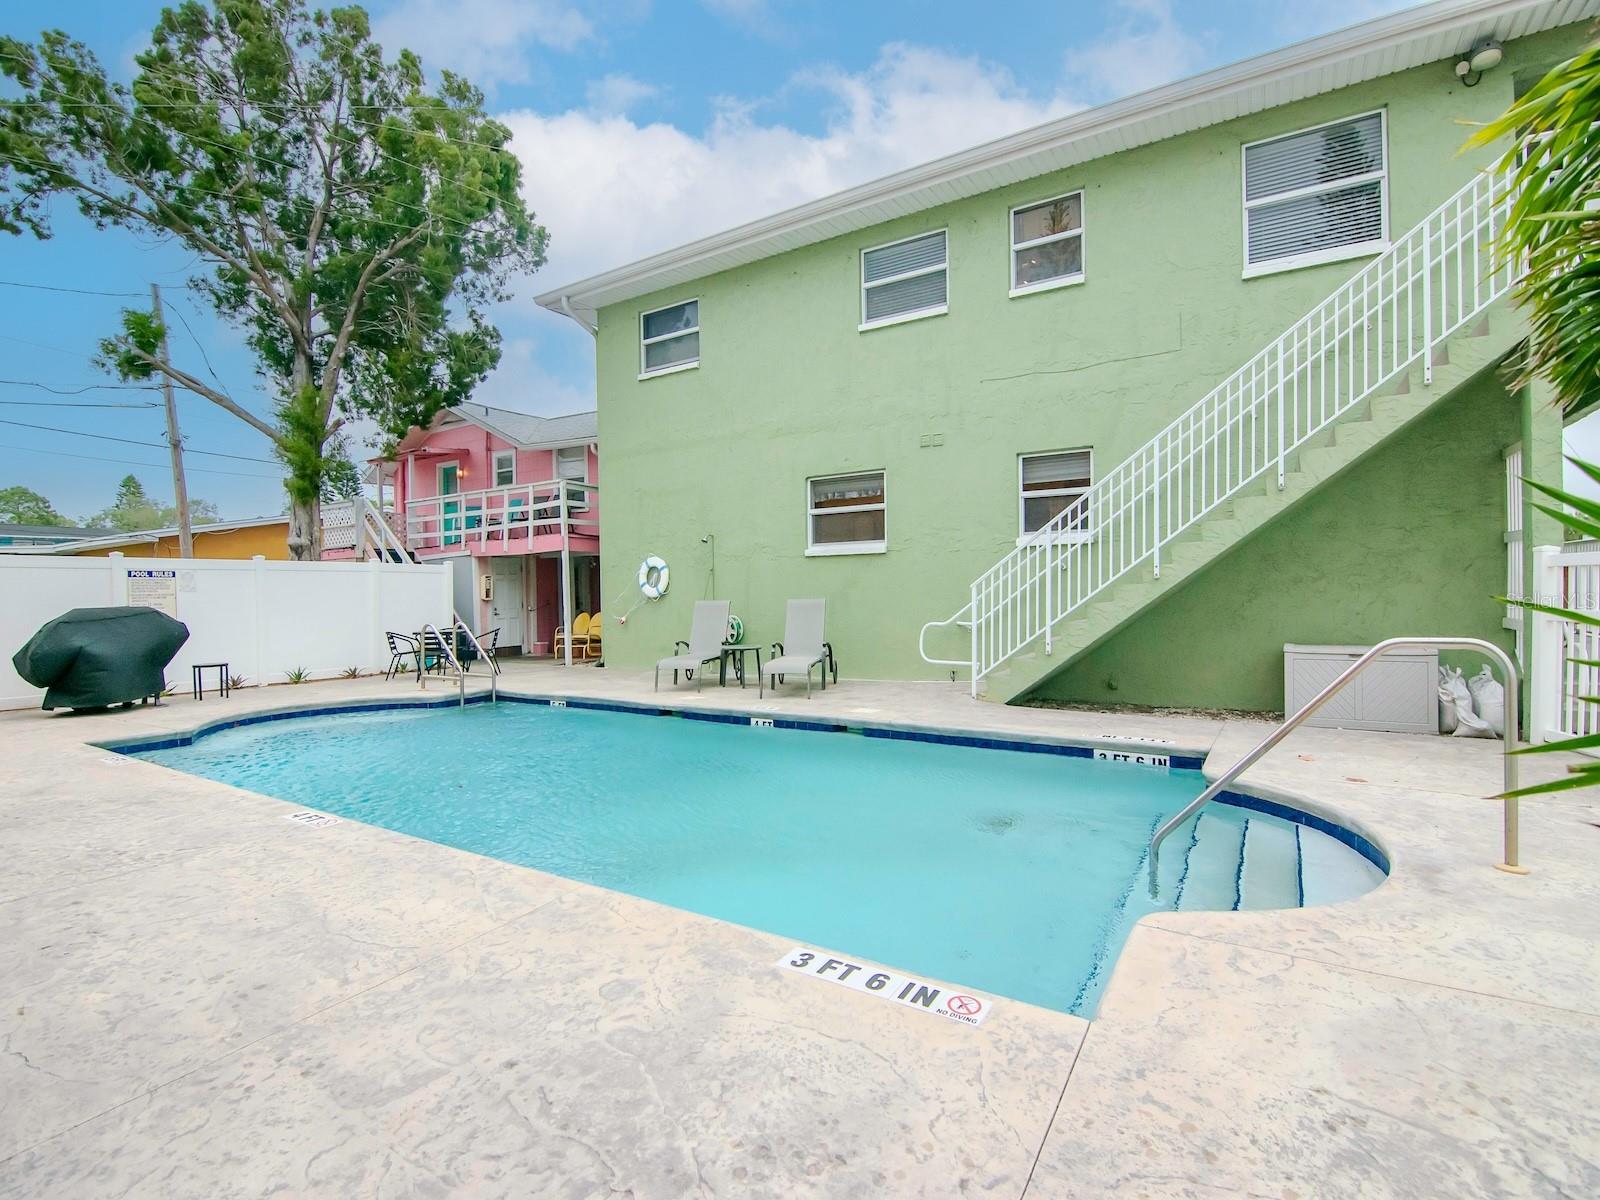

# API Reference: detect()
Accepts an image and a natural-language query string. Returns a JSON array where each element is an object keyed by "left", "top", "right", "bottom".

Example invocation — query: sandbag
[
  {"left": 1437, "top": 666, "right": 1462, "bottom": 733},
  {"left": 12, "top": 606, "right": 189, "bottom": 711},
  {"left": 1438, "top": 666, "right": 1474, "bottom": 735},
  {"left": 1449, "top": 664, "right": 1495, "bottom": 739},
  {"left": 1468, "top": 665, "right": 1506, "bottom": 738}
]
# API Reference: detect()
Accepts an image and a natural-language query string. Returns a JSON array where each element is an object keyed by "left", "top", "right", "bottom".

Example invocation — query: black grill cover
[{"left": 12, "top": 606, "right": 190, "bottom": 711}]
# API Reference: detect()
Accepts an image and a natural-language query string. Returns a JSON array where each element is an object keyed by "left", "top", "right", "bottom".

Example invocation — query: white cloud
[
  {"left": 505, "top": 43, "right": 1079, "bottom": 288},
  {"left": 473, "top": 335, "right": 594, "bottom": 416},
  {"left": 584, "top": 73, "right": 660, "bottom": 116},
  {"left": 373, "top": 0, "right": 592, "bottom": 88},
  {"left": 1066, "top": 0, "right": 1211, "bottom": 101}
]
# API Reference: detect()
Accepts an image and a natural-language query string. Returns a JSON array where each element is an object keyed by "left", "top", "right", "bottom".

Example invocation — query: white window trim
[
  {"left": 859, "top": 229, "right": 948, "bottom": 332},
  {"left": 555, "top": 445, "right": 590, "bottom": 511},
  {"left": 806, "top": 471, "right": 887, "bottom": 556},
  {"left": 1240, "top": 108, "right": 1389, "bottom": 280},
  {"left": 1009, "top": 190, "right": 1086, "bottom": 298},
  {"left": 1017, "top": 449, "right": 1093, "bottom": 546},
  {"left": 639, "top": 297, "right": 700, "bottom": 379},
  {"left": 492, "top": 449, "right": 515, "bottom": 487}
]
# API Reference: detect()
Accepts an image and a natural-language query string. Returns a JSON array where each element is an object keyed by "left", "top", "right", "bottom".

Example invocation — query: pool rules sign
[{"left": 776, "top": 947, "right": 993, "bottom": 1027}]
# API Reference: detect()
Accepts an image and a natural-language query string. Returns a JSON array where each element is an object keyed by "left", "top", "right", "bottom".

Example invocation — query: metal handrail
[
  {"left": 452, "top": 618, "right": 499, "bottom": 704},
  {"left": 1147, "top": 637, "right": 1525, "bottom": 897},
  {"left": 918, "top": 603, "right": 973, "bottom": 668},
  {"left": 419, "top": 622, "right": 469, "bottom": 707}
]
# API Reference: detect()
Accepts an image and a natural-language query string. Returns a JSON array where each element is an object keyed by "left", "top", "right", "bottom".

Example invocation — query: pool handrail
[
  {"left": 452, "top": 618, "right": 499, "bottom": 705},
  {"left": 419, "top": 622, "right": 469, "bottom": 707},
  {"left": 1147, "top": 637, "right": 1524, "bottom": 897}
]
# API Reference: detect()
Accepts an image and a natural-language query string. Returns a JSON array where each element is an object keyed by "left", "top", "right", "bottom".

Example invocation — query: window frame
[
  {"left": 1017, "top": 448, "right": 1093, "bottom": 546},
  {"left": 638, "top": 297, "right": 701, "bottom": 379},
  {"left": 1240, "top": 108, "right": 1389, "bottom": 280},
  {"left": 1009, "top": 190, "right": 1086, "bottom": 298},
  {"left": 555, "top": 444, "right": 590, "bottom": 511},
  {"left": 859, "top": 229, "right": 949, "bottom": 332},
  {"left": 491, "top": 449, "right": 516, "bottom": 488},
  {"left": 805, "top": 469, "right": 888, "bottom": 557}
]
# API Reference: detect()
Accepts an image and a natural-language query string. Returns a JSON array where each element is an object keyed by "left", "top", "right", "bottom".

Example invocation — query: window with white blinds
[
  {"left": 1243, "top": 111, "right": 1387, "bottom": 275},
  {"left": 807, "top": 471, "right": 887, "bottom": 554},
  {"left": 1019, "top": 449, "right": 1092, "bottom": 537},
  {"left": 861, "top": 230, "right": 948, "bottom": 328}
]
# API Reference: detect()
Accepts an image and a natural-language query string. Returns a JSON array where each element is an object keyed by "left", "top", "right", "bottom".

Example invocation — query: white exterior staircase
[{"left": 921, "top": 168, "right": 1522, "bottom": 702}]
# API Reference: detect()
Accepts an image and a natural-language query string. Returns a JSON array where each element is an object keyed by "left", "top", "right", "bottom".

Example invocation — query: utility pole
[{"left": 149, "top": 283, "right": 194, "bottom": 558}]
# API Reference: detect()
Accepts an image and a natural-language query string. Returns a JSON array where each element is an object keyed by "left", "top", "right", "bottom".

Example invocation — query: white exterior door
[{"left": 489, "top": 557, "right": 524, "bottom": 649}]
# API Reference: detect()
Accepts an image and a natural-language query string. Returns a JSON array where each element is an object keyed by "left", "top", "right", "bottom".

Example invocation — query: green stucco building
[{"left": 539, "top": 1, "right": 1589, "bottom": 713}]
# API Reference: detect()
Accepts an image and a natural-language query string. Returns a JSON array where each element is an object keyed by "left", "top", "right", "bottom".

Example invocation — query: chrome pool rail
[
  {"left": 1147, "top": 637, "right": 1524, "bottom": 897},
  {"left": 419, "top": 622, "right": 469, "bottom": 707},
  {"left": 451, "top": 618, "right": 499, "bottom": 705}
]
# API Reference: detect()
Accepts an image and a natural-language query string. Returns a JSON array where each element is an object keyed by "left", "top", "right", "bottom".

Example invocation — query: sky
[{"left": 2, "top": 0, "right": 1596, "bottom": 522}]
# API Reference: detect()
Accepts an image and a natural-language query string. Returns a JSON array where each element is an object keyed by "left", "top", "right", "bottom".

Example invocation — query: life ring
[{"left": 638, "top": 555, "right": 670, "bottom": 600}]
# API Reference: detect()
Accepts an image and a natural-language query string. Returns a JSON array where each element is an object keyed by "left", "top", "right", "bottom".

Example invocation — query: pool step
[
  {"left": 1298, "top": 824, "right": 1387, "bottom": 906},
  {"left": 1236, "top": 818, "right": 1303, "bottom": 910},
  {"left": 1175, "top": 811, "right": 1248, "bottom": 911}
]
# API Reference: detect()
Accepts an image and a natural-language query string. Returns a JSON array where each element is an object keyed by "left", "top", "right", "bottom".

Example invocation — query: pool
[{"left": 127, "top": 700, "right": 1385, "bottom": 1016}]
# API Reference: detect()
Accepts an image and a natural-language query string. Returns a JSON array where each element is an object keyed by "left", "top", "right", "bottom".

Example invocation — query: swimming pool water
[{"left": 133, "top": 703, "right": 1364, "bottom": 1015}]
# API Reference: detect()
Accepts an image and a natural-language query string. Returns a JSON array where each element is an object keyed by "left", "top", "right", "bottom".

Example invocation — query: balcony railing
[{"left": 405, "top": 478, "right": 598, "bottom": 554}]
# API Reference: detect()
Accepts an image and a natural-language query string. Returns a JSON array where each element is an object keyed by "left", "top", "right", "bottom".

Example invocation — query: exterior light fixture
[{"left": 1455, "top": 38, "right": 1503, "bottom": 87}]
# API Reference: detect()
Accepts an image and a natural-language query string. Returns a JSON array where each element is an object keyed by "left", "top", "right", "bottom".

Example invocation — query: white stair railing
[
  {"left": 357, "top": 497, "right": 412, "bottom": 563},
  {"left": 923, "top": 167, "right": 1516, "bottom": 697}
]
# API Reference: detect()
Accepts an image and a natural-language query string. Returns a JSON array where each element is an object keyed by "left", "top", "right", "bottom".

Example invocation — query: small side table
[
  {"left": 192, "top": 662, "right": 231, "bottom": 700},
  {"left": 719, "top": 644, "right": 762, "bottom": 688}
]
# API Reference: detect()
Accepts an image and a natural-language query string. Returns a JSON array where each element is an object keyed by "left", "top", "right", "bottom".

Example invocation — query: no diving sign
[{"left": 776, "top": 947, "right": 993, "bottom": 1027}]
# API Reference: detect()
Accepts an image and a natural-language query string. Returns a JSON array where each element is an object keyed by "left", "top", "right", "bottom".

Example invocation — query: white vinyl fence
[
  {"left": 1530, "top": 543, "right": 1600, "bottom": 745},
  {"left": 0, "top": 553, "right": 454, "bottom": 710}
]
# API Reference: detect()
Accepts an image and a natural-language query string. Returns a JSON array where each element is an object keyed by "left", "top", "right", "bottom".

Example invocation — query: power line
[
  {"left": 0, "top": 377, "right": 161, "bottom": 395},
  {"left": 0, "top": 332, "right": 94, "bottom": 359},
  {"left": 0, "top": 278, "right": 146, "bottom": 298},
  {"left": 2, "top": 441, "right": 284, "bottom": 480},
  {"left": 0, "top": 399, "right": 162, "bottom": 409},
  {"left": 169, "top": 298, "right": 237, "bottom": 404},
  {"left": 0, "top": 416, "right": 279, "bottom": 463}
]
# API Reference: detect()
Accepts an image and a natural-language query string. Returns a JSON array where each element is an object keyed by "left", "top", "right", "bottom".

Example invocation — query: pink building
[{"left": 323, "top": 403, "right": 599, "bottom": 657}]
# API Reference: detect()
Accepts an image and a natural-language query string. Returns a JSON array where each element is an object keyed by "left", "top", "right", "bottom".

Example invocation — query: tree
[
  {"left": 1476, "top": 44, "right": 1600, "bottom": 797},
  {"left": 1473, "top": 41, "right": 1600, "bottom": 412},
  {"left": 1, "top": 0, "right": 547, "bottom": 558},
  {"left": 0, "top": 484, "right": 70, "bottom": 526},
  {"left": 89, "top": 473, "right": 221, "bottom": 531}
]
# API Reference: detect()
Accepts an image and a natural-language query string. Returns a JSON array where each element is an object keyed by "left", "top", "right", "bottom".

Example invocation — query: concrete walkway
[{"left": 0, "top": 661, "right": 1595, "bottom": 1197}]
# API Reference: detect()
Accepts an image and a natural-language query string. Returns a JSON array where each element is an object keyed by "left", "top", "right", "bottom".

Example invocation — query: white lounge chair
[
  {"left": 655, "top": 600, "right": 731, "bottom": 691},
  {"left": 762, "top": 599, "right": 833, "bottom": 698}
]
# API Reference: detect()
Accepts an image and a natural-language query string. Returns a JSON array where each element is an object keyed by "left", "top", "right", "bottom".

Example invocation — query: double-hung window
[
  {"left": 860, "top": 231, "right": 947, "bottom": 330},
  {"left": 1242, "top": 110, "right": 1387, "bottom": 276},
  {"left": 1019, "top": 450, "right": 1092, "bottom": 541},
  {"left": 1011, "top": 192, "right": 1084, "bottom": 295},
  {"left": 807, "top": 471, "right": 886, "bottom": 555},
  {"left": 492, "top": 450, "right": 515, "bottom": 487},
  {"left": 640, "top": 299, "right": 699, "bottom": 377}
]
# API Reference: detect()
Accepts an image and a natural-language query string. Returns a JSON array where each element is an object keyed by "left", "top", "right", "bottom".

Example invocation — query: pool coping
[
  {"left": 101, "top": 688, "right": 1391, "bottom": 876},
  {"left": 6, "top": 669, "right": 1595, "bottom": 1198}
]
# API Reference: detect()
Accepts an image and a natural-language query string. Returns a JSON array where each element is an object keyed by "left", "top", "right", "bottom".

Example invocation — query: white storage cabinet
[{"left": 1283, "top": 643, "right": 1440, "bottom": 734}]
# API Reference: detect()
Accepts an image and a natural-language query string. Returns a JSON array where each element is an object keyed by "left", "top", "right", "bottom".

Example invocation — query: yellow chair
[
  {"left": 553, "top": 612, "right": 590, "bottom": 661},
  {"left": 584, "top": 612, "right": 603, "bottom": 659}
]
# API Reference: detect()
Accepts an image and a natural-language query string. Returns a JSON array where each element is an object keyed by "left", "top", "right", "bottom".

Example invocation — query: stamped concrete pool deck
[{"left": 0, "top": 662, "right": 1596, "bottom": 1197}]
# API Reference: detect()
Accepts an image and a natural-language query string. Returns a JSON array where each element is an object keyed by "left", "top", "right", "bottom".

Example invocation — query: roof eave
[{"left": 535, "top": 0, "right": 1588, "bottom": 321}]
